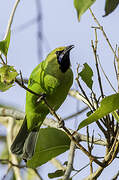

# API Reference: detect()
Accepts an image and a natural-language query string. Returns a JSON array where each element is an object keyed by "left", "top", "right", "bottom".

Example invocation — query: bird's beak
[{"left": 63, "top": 45, "right": 74, "bottom": 54}]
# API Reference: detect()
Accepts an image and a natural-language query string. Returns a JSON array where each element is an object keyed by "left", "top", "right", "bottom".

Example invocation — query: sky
[{"left": 0, "top": 0, "right": 119, "bottom": 179}]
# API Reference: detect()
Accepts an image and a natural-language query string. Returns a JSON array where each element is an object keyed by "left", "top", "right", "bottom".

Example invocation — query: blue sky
[{"left": 0, "top": 0, "right": 119, "bottom": 179}]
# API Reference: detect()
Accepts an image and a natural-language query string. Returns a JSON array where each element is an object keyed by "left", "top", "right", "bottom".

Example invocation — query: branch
[
  {"left": 0, "top": 159, "right": 26, "bottom": 168},
  {"left": 4, "top": 0, "right": 20, "bottom": 40},
  {"left": 83, "top": 165, "right": 104, "bottom": 180},
  {"left": 111, "top": 171, "right": 119, "bottom": 180},
  {"left": 6, "top": 117, "right": 22, "bottom": 180},
  {"left": 71, "top": 163, "right": 90, "bottom": 179},
  {"left": 0, "top": 107, "right": 107, "bottom": 147},
  {"left": 69, "top": 90, "right": 93, "bottom": 109},
  {"left": 33, "top": 169, "right": 43, "bottom": 180},
  {"left": 0, "top": 107, "right": 25, "bottom": 120},
  {"left": 50, "top": 158, "right": 66, "bottom": 171},
  {"left": 63, "top": 106, "right": 88, "bottom": 121},
  {"left": 97, "top": 55, "right": 117, "bottom": 93},
  {"left": 62, "top": 141, "right": 75, "bottom": 180},
  {"left": 43, "top": 118, "right": 107, "bottom": 146},
  {"left": 84, "top": 131, "right": 119, "bottom": 180},
  {"left": 91, "top": 39, "right": 104, "bottom": 98},
  {"left": 89, "top": 8, "right": 118, "bottom": 62}
]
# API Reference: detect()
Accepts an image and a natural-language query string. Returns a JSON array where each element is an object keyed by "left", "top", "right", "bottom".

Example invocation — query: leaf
[
  {"left": 0, "top": 30, "right": 11, "bottom": 57},
  {"left": 0, "top": 65, "right": 18, "bottom": 92},
  {"left": 74, "top": 0, "right": 96, "bottom": 21},
  {"left": 27, "top": 128, "right": 70, "bottom": 168},
  {"left": 48, "top": 170, "right": 65, "bottom": 179},
  {"left": 0, "top": 80, "right": 12, "bottom": 92},
  {"left": 79, "top": 63, "right": 93, "bottom": 90},
  {"left": 78, "top": 93, "right": 119, "bottom": 129},
  {"left": 103, "top": 0, "right": 119, "bottom": 17}
]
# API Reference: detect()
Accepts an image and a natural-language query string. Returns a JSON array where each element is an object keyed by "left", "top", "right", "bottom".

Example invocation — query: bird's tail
[{"left": 11, "top": 117, "right": 38, "bottom": 161}]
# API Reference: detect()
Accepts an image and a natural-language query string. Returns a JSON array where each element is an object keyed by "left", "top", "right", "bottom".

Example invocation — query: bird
[{"left": 11, "top": 45, "right": 74, "bottom": 161}]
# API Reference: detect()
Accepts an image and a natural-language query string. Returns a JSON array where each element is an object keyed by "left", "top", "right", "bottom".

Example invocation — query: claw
[
  {"left": 58, "top": 119, "right": 64, "bottom": 128},
  {"left": 37, "top": 93, "right": 46, "bottom": 103}
]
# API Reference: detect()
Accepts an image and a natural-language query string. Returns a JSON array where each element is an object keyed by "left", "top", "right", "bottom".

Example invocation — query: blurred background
[{"left": 0, "top": 0, "right": 119, "bottom": 179}]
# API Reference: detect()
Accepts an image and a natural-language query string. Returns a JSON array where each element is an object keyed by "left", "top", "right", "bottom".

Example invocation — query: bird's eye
[
  {"left": 56, "top": 50, "right": 63, "bottom": 56},
  {"left": 55, "top": 51, "right": 60, "bottom": 56},
  {"left": 56, "top": 50, "right": 64, "bottom": 64}
]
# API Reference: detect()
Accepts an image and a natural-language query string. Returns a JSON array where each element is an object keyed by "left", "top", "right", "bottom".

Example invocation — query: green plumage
[{"left": 11, "top": 46, "right": 74, "bottom": 160}]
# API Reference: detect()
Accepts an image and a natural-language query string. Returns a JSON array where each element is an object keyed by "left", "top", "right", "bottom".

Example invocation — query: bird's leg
[
  {"left": 58, "top": 116, "right": 65, "bottom": 128},
  {"left": 37, "top": 93, "right": 46, "bottom": 103}
]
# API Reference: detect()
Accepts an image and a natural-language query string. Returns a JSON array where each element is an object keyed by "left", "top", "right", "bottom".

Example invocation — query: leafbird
[{"left": 11, "top": 45, "right": 74, "bottom": 161}]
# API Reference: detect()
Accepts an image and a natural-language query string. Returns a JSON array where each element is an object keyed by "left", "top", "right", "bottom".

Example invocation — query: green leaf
[
  {"left": 27, "top": 128, "right": 70, "bottom": 168},
  {"left": 78, "top": 93, "right": 119, "bottom": 129},
  {"left": 74, "top": 0, "right": 96, "bottom": 21},
  {"left": 0, "top": 30, "right": 11, "bottom": 57},
  {"left": 79, "top": 63, "right": 93, "bottom": 90},
  {"left": 0, "top": 80, "right": 12, "bottom": 92},
  {"left": 103, "top": 0, "right": 119, "bottom": 17},
  {"left": 0, "top": 65, "right": 18, "bottom": 92},
  {"left": 48, "top": 170, "right": 65, "bottom": 179}
]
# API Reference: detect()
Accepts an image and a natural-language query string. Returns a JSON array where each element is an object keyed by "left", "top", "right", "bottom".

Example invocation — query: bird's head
[{"left": 55, "top": 45, "right": 74, "bottom": 73}]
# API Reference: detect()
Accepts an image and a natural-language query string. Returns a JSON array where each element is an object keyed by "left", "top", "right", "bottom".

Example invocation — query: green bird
[{"left": 11, "top": 45, "right": 74, "bottom": 161}]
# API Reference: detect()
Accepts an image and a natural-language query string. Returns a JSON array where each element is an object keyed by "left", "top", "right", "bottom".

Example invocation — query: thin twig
[
  {"left": 89, "top": 8, "right": 118, "bottom": 62},
  {"left": 4, "top": 0, "right": 20, "bottom": 40},
  {"left": 76, "top": 65, "right": 95, "bottom": 110},
  {"left": 6, "top": 117, "right": 22, "bottom": 180},
  {"left": 69, "top": 89, "right": 93, "bottom": 109},
  {"left": 63, "top": 106, "right": 88, "bottom": 121},
  {"left": 111, "top": 170, "right": 119, "bottom": 180},
  {"left": 42, "top": 98, "right": 105, "bottom": 167},
  {"left": 85, "top": 131, "right": 119, "bottom": 180},
  {"left": 87, "top": 126, "right": 93, "bottom": 175},
  {"left": 117, "top": 48, "right": 119, "bottom": 92},
  {"left": 71, "top": 163, "right": 90, "bottom": 179},
  {"left": 0, "top": 105, "right": 107, "bottom": 147},
  {"left": 91, "top": 39, "right": 104, "bottom": 98},
  {"left": 15, "top": 73, "right": 105, "bottom": 167},
  {"left": 97, "top": 55, "right": 117, "bottom": 93},
  {"left": 2, "top": 166, "right": 11, "bottom": 180},
  {"left": 62, "top": 141, "right": 75, "bottom": 180},
  {"left": 0, "top": 107, "right": 25, "bottom": 120},
  {"left": 0, "top": 55, "right": 6, "bottom": 64},
  {"left": 50, "top": 158, "right": 66, "bottom": 171},
  {"left": 0, "top": 159, "right": 26, "bottom": 168},
  {"left": 114, "top": 45, "right": 118, "bottom": 80},
  {"left": 33, "top": 169, "right": 43, "bottom": 180}
]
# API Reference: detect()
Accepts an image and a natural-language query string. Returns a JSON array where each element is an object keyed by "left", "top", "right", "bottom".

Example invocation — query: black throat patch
[{"left": 56, "top": 51, "right": 70, "bottom": 73}]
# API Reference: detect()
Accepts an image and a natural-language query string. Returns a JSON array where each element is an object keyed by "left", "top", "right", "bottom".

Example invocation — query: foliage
[
  {"left": 27, "top": 128, "right": 70, "bottom": 168},
  {"left": 78, "top": 93, "right": 119, "bottom": 129},
  {"left": 74, "top": 0, "right": 119, "bottom": 20},
  {"left": 78, "top": 63, "right": 93, "bottom": 90},
  {"left": 0, "top": 65, "right": 18, "bottom": 92},
  {"left": 104, "top": 0, "right": 119, "bottom": 16},
  {"left": 74, "top": 0, "right": 96, "bottom": 21},
  {"left": 48, "top": 170, "right": 65, "bottom": 179},
  {"left": 0, "top": 1, "right": 119, "bottom": 180},
  {"left": 0, "top": 30, "right": 11, "bottom": 57}
]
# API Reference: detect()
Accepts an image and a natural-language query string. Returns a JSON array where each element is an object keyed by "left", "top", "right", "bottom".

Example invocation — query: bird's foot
[
  {"left": 58, "top": 119, "right": 65, "bottom": 128},
  {"left": 37, "top": 93, "right": 46, "bottom": 102}
]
